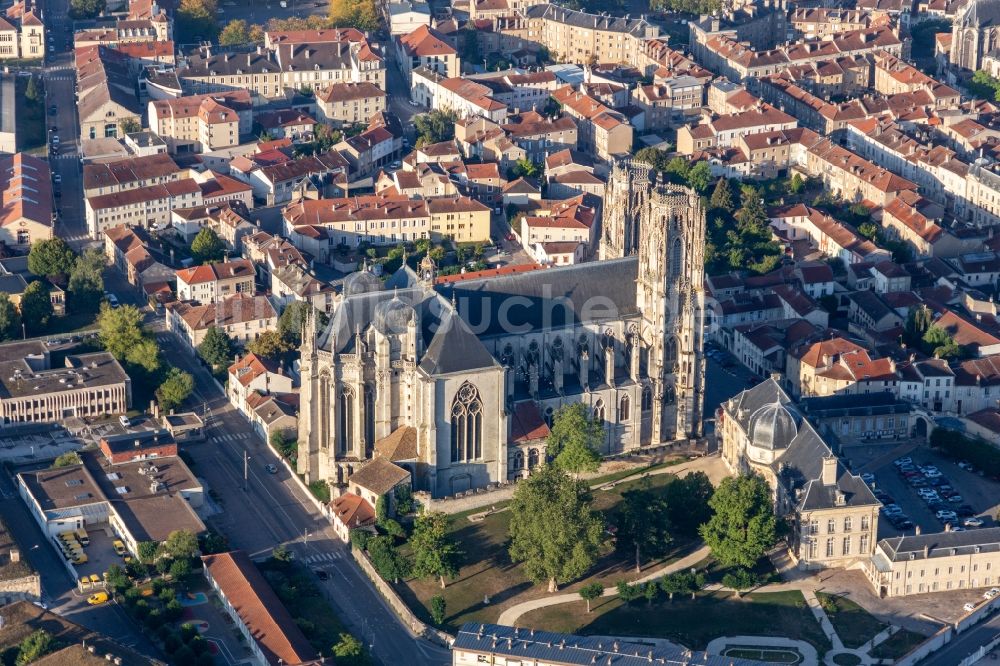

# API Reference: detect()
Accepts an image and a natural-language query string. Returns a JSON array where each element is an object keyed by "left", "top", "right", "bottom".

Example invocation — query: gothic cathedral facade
[{"left": 297, "top": 160, "right": 707, "bottom": 498}]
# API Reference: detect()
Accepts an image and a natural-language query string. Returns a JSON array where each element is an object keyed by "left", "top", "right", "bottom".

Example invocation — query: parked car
[
  {"left": 958, "top": 461, "right": 975, "bottom": 471},
  {"left": 936, "top": 510, "right": 958, "bottom": 521},
  {"left": 964, "top": 602, "right": 977, "bottom": 612},
  {"left": 119, "top": 415, "right": 130, "bottom": 428},
  {"left": 264, "top": 464, "right": 278, "bottom": 474},
  {"left": 894, "top": 457, "right": 912, "bottom": 467},
  {"left": 882, "top": 505, "right": 903, "bottom": 515},
  {"left": 87, "top": 592, "right": 108, "bottom": 605},
  {"left": 965, "top": 517, "right": 985, "bottom": 527},
  {"left": 984, "top": 587, "right": 1000, "bottom": 600}
]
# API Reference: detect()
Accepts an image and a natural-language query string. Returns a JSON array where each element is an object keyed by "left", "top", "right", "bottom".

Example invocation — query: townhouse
[
  {"left": 411, "top": 69, "right": 507, "bottom": 122},
  {"left": 426, "top": 195, "right": 491, "bottom": 243},
  {"left": 501, "top": 112, "right": 578, "bottom": 164},
  {"left": 314, "top": 81, "right": 387, "bottom": 125},
  {"left": 167, "top": 293, "right": 278, "bottom": 351},
  {"left": 227, "top": 353, "right": 294, "bottom": 430},
  {"left": 631, "top": 77, "right": 705, "bottom": 131},
  {"left": 256, "top": 109, "right": 317, "bottom": 141},
  {"left": 790, "top": 7, "right": 873, "bottom": 39},
  {"left": 395, "top": 25, "right": 460, "bottom": 84},
  {"left": 76, "top": 46, "right": 142, "bottom": 140},
  {"left": 82, "top": 153, "right": 183, "bottom": 198},
  {"left": 86, "top": 178, "right": 203, "bottom": 239},
  {"left": 804, "top": 138, "right": 918, "bottom": 207},
  {"left": 677, "top": 104, "right": 798, "bottom": 155},
  {"left": 787, "top": 336, "right": 899, "bottom": 399},
  {"left": 245, "top": 152, "right": 349, "bottom": 206},
  {"left": 0, "top": 9, "right": 42, "bottom": 61},
  {"left": 270, "top": 263, "right": 337, "bottom": 314},
  {"left": 103, "top": 225, "right": 174, "bottom": 289},
  {"left": 517, "top": 196, "right": 597, "bottom": 265},
  {"left": 551, "top": 85, "right": 632, "bottom": 163},
  {"left": 769, "top": 204, "right": 893, "bottom": 265},
  {"left": 882, "top": 191, "right": 971, "bottom": 259},
  {"left": 176, "top": 259, "right": 256, "bottom": 304},
  {"left": 148, "top": 91, "right": 252, "bottom": 154},
  {"left": 515, "top": 4, "right": 659, "bottom": 67}
]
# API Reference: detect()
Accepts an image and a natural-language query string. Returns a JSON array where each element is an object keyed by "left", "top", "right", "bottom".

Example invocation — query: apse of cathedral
[{"left": 297, "top": 160, "right": 706, "bottom": 498}]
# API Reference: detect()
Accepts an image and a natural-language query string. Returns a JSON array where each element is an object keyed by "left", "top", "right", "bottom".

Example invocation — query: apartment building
[
  {"left": 868, "top": 528, "right": 1000, "bottom": 597},
  {"left": 334, "top": 125, "right": 400, "bottom": 179},
  {"left": 0, "top": 343, "right": 130, "bottom": 426},
  {"left": 86, "top": 178, "right": 202, "bottom": 239},
  {"left": 551, "top": 86, "right": 632, "bottom": 162},
  {"left": 177, "top": 40, "right": 385, "bottom": 105},
  {"left": 167, "top": 293, "right": 278, "bottom": 351},
  {"left": 148, "top": 91, "right": 252, "bottom": 154},
  {"left": 76, "top": 46, "right": 142, "bottom": 140},
  {"left": 632, "top": 77, "right": 704, "bottom": 131},
  {"left": 500, "top": 112, "right": 577, "bottom": 163},
  {"left": 517, "top": 195, "right": 596, "bottom": 250},
  {"left": 314, "top": 81, "right": 387, "bottom": 125},
  {"left": 804, "top": 138, "right": 918, "bottom": 206},
  {"left": 769, "top": 204, "right": 892, "bottom": 265},
  {"left": 283, "top": 195, "right": 431, "bottom": 259},
  {"left": 874, "top": 52, "right": 960, "bottom": 107},
  {"left": 786, "top": 337, "right": 897, "bottom": 398},
  {"left": 790, "top": 7, "right": 873, "bottom": 39},
  {"left": 176, "top": 259, "right": 256, "bottom": 304},
  {"left": 412, "top": 70, "right": 509, "bottom": 122},
  {"left": 227, "top": 353, "right": 294, "bottom": 426},
  {"left": 677, "top": 104, "right": 797, "bottom": 154},
  {"left": 82, "top": 153, "right": 183, "bottom": 198},
  {"left": 103, "top": 224, "right": 173, "bottom": 289},
  {"left": 395, "top": 25, "right": 460, "bottom": 84},
  {"left": 0, "top": 153, "right": 52, "bottom": 250},
  {"left": 246, "top": 151, "right": 348, "bottom": 206},
  {"left": 517, "top": 4, "right": 659, "bottom": 66},
  {"left": 427, "top": 195, "right": 492, "bottom": 243},
  {"left": 882, "top": 190, "right": 969, "bottom": 258},
  {"left": 0, "top": 10, "right": 43, "bottom": 60}
]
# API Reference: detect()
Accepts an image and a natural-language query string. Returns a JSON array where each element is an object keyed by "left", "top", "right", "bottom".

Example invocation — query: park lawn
[
  {"left": 816, "top": 592, "right": 886, "bottom": 649},
  {"left": 396, "top": 468, "right": 695, "bottom": 633},
  {"left": 519, "top": 590, "right": 833, "bottom": 653},
  {"left": 258, "top": 559, "right": 350, "bottom": 657},
  {"left": 869, "top": 629, "right": 927, "bottom": 660}
]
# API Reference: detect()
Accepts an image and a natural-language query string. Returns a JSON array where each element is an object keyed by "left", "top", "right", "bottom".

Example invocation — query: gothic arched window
[
  {"left": 451, "top": 382, "right": 483, "bottom": 463},
  {"left": 338, "top": 386, "right": 354, "bottom": 454},
  {"left": 642, "top": 386, "right": 653, "bottom": 411},
  {"left": 544, "top": 406, "right": 554, "bottom": 428},
  {"left": 593, "top": 399, "right": 605, "bottom": 422},
  {"left": 665, "top": 336, "right": 678, "bottom": 365},
  {"left": 512, "top": 451, "right": 523, "bottom": 470},
  {"left": 319, "top": 373, "right": 331, "bottom": 450},
  {"left": 669, "top": 237, "right": 683, "bottom": 279},
  {"left": 364, "top": 385, "right": 376, "bottom": 450},
  {"left": 528, "top": 448, "right": 539, "bottom": 469},
  {"left": 619, "top": 395, "right": 630, "bottom": 422}
]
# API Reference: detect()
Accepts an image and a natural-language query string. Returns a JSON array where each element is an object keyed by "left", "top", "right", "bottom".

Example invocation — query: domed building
[
  {"left": 951, "top": 0, "right": 1000, "bottom": 71},
  {"left": 719, "top": 377, "right": 880, "bottom": 570}
]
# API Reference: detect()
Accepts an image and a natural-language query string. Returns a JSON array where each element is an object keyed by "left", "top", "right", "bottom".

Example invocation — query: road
[
  {"left": 152, "top": 323, "right": 450, "bottom": 666},
  {"left": 42, "top": 0, "right": 88, "bottom": 245},
  {"left": 923, "top": 613, "right": 1000, "bottom": 666},
  {"left": 0, "top": 470, "right": 157, "bottom": 655}
]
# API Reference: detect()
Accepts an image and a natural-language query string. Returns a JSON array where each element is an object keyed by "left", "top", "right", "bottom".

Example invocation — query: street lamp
[{"left": 243, "top": 450, "right": 251, "bottom": 492}]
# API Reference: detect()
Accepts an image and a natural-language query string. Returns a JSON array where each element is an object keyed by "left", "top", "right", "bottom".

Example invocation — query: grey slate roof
[
  {"left": 419, "top": 305, "right": 500, "bottom": 375},
  {"left": 878, "top": 527, "right": 1000, "bottom": 562},
  {"left": 799, "top": 392, "right": 911, "bottom": 417},
  {"left": 523, "top": 3, "right": 656, "bottom": 37},
  {"left": 442, "top": 257, "right": 639, "bottom": 338},
  {"left": 453, "top": 623, "right": 764, "bottom": 666}
]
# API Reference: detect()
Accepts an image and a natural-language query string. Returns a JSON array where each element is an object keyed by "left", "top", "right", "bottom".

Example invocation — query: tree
[
  {"left": 508, "top": 465, "right": 604, "bottom": 592},
  {"left": 119, "top": 117, "right": 141, "bottom": 135},
  {"left": 169, "top": 558, "right": 192, "bottom": 581},
  {"left": 138, "top": 541, "right": 160, "bottom": 563},
  {"left": 332, "top": 633, "right": 368, "bottom": 665},
  {"left": 272, "top": 544, "right": 293, "bottom": 563},
  {"left": 191, "top": 227, "right": 226, "bottom": 264},
  {"left": 367, "top": 535, "right": 409, "bottom": 583},
  {"left": 429, "top": 595, "right": 447, "bottom": 625},
  {"left": 52, "top": 451, "right": 81, "bottom": 468},
  {"left": 905, "top": 305, "right": 933, "bottom": 346},
  {"left": 616, "top": 479, "right": 671, "bottom": 572},
  {"left": 923, "top": 324, "right": 962, "bottom": 359},
  {"left": 24, "top": 76, "right": 42, "bottom": 103},
  {"left": 20, "top": 281, "right": 53, "bottom": 335},
  {"left": 722, "top": 567, "right": 758, "bottom": 597},
  {"left": 578, "top": 582, "right": 603, "bottom": 612},
  {"left": 709, "top": 177, "right": 734, "bottom": 212},
  {"left": 69, "top": 0, "right": 105, "bottom": 19},
  {"left": 219, "top": 19, "right": 252, "bottom": 45},
  {"left": 16, "top": 630, "right": 55, "bottom": 666},
  {"left": 278, "top": 301, "right": 312, "bottom": 346},
  {"left": 156, "top": 368, "right": 195, "bottom": 413},
  {"left": 0, "top": 293, "right": 21, "bottom": 341},
  {"left": 105, "top": 564, "right": 130, "bottom": 592},
  {"left": 28, "top": 238, "right": 76, "bottom": 286},
  {"left": 163, "top": 530, "right": 200, "bottom": 559},
  {"left": 200, "top": 531, "right": 229, "bottom": 555},
  {"left": 665, "top": 471, "right": 714, "bottom": 536},
  {"left": 176, "top": 0, "right": 219, "bottom": 42},
  {"left": 699, "top": 474, "right": 777, "bottom": 568},
  {"left": 634, "top": 147, "right": 670, "bottom": 171},
  {"left": 410, "top": 511, "right": 462, "bottom": 588},
  {"left": 858, "top": 221, "right": 879, "bottom": 241},
  {"left": 788, "top": 173, "right": 805, "bottom": 194},
  {"left": 616, "top": 580, "right": 641, "bottom": 603},
  {"left": 197, "top": 326, "right": 234, "bottom": 373},
  {"left": 547, "top": 403, "right": 602, "bottom": 475},
  {"left": 686, "top": 161, "right": 712, "bottom": 194},
  {"left": 329, "top": 0, "right": 380, "bottom": 31},
  {"left": 270, "top": 430, "right": 296, "bottom": 459},
  {"left": 68, "top": 248, "right": 105, "bottom": 314},
  {"left": 413, "top": 109, "right": 459, "bottom": 147},
  {"left": 98, "top": 304, "right": 161, "bottom": 372},
  {"left": 511, "top": 158, "right": 540, "bottom": 179},
  {"left": 246, "top": 330, "right": 293, "bottom": 359},
  {"left": 665, "top": 157, "right": 691, "bottom": 184}
]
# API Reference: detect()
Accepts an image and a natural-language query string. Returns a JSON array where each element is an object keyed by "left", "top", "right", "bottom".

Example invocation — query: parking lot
[
  {"left": 860, "top": 448, "right": 999, "bottom": 540},
  {"left": 55, "top": 523, "right": 129, "bottom": 591}
]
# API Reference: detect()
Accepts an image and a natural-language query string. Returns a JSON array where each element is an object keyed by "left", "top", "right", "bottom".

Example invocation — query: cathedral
[
  {"left": 297, "top": 161, "right": 707, "bottom": 498},
  {"left": 951, "top": 0, "right": 1000, "bottom": 71}
]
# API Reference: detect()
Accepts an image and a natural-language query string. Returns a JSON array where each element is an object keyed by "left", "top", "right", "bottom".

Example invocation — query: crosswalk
[
  {"left": 303, "top": 551, "right": 346, "bottom": 565},
  {"left": 46, "top": 75, "right": 74, "bottom": 82},
  {"left": 51, "top": 153, "right": 79, "bottom": 160},
  {"left": 213, "top": 432, "right": 252, "bottom": 443}
]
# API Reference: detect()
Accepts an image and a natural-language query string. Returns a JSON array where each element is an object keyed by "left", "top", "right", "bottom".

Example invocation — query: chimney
[{"left": 822, "top": 455, "right": 837, "bottom": 486}]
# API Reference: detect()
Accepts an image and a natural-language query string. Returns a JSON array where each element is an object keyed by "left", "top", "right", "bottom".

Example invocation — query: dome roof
[
  {"left": 343, "top": 270, "right": 381, "bottom": 297},
  {"left": 747, "top": 401, "right": 800, "bottom": 451},
  {"left": 373, "top": 295, "right": 415, "bottom": 335},
  {"left": 962, "top": 0, "right": 1000, "bottom": 28}
]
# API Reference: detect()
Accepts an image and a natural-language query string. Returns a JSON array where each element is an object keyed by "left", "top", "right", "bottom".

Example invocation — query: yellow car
[
  {"left": 112, "top": 540, "right": 126, "bottom": 556},
  {"left": 72, "top": 554, "right": 88, "bottom": 565},
  {"left": 79, "top": 576, "right": 90, "bottom": 587},
  {"left": 88, "top": 574, "right": 100, "bottom": 584},
  {"left": 87, "top": 592, "right": 108, "bottom": 605}
]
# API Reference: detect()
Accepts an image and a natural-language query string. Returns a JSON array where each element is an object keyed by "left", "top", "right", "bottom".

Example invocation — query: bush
[
  {"left": 430, "top": 595, "right": 446, "bottom": 625},
  {"left": 616, "top": 580, "right": 641, "bottom": 603},
  {"left": 350, "top": 529, "right": 372, "bottom": 552},
  {"left": 722, "top": 567, "right": 759, "bottom": 594}
]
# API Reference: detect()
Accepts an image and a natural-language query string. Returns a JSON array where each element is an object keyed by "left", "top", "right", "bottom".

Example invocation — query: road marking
[{"left": 304, "top": 551, "right": 342, "bottom": 564}]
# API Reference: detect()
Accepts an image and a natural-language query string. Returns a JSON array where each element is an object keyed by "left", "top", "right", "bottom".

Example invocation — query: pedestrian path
[{"left": 302, "top": 550, "right": 347, "bottom": 565}]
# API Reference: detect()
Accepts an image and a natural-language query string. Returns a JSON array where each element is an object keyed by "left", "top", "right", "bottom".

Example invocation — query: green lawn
[
  {"left": 519, "top": 590, "right": 833, "bottom": 653},
  {"left": 15, "top": 77, "right": 45, "bottom": 152},
  {"left": 396, "top": 465, "right": 694, "bottom": 633},
  {"left": 869, "top": 629, "right": 927, "bottom": 660},
  {"left": 816, "top": 593, "right": 886, "bottom": 649}
]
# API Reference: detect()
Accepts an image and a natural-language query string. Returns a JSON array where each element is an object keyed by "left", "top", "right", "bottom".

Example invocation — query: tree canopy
[
  {"left": 615, "top": 478, "right": 672, "bottom": 572},
  {"left": 329, "top": 0, "right": 379, "bottom": 31},
  {"left": 20, "top": 281, "right": 53, "bottom": 336},
  {"left": 68, "top": 248, "right": 105, "bottom": 314},
  {"left": 0, "top": 293, "right": 21, "bottom": 341},
  {"left": 698, "top": 474, "right": 777, "bottom": 568},
  {"left": 191, "top": 227, "right": 226, "bottom": 264},
  {"left": 156, "top": 368, "right": 195, "bottom": 413},
  {"left": 98, "top": 304, "right": 161, "bottom": 373},
  {"left": 163, "top": 530, "right": 200, "bottom": 559},
  {"left": 175, "top": 0, "right": 219, "bottom": 42},
  {"left": 16, "top": 630, "right": 56, "bottom": 666},
  {"left": 547, "top": 403, "right": 602, "bottom": 475},
  {"left": 409, "top": 511, "right": 462, "bottom": 588},
  {"left": 28, "top": 238, "right": 76, "bottom": 286},
  {"left": 414, "top": 110, "right": 459, "bottom": 148},
  {"left": 508, "top": 465, "right": 604, "bottom": 592},
  {"left": 705, "top": 184, "right": 783, "bottom": 275},
  {"left": 665, "top": 471, "right": 714, "bottom": 536},
  {"left": 709, "top": 177, "right": 735, "bottom": 213},
  {"left": 197, "top": 326, "right": 235, "bottom": 373},
  {"left": 245, "top": 330, "right": 293, "bottom": 359},
  {"left": 69, "top": 0, "right": 105, "bottom": 19},
  {"left": 219, "top": 19, "right": 263, "bottom": 45}
]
